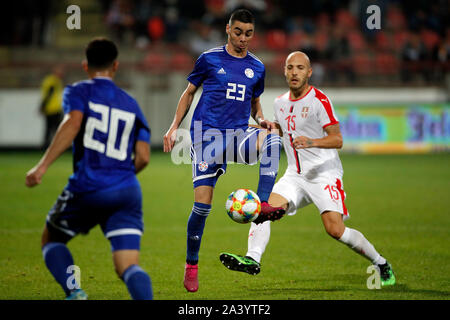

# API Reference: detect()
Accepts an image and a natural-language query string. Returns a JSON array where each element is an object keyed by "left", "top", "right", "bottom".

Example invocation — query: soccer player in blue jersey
[
  {"left": 163, "top": 9, "right": 285, "bottom": 293},
  {"left": 25, "top": 38, "right": 153, "bottom": 300}
]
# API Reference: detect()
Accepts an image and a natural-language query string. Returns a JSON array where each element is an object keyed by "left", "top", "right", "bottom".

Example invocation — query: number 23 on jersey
[{"left": 226, "top": 82, "right": 246, "bottom": 101}]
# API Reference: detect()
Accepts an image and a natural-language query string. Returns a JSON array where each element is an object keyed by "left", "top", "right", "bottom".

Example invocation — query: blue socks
[
  {"left": 257, "top": 134, "right": 282, "bottom": 202},
  {"left": 186, "top": 202, "right": 212, "bottom": 265},
  {"left": 43, "top": 242, "right": 153, "bottom": 300},
  {"left": 42, "top": 242, "right": 76, "bottom": 296},
  {"left": 122, "top": 264, "right": 153, "bottom": 300}
]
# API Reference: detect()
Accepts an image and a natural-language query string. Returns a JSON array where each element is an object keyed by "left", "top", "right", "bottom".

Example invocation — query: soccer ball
[{"left": 225, "top": 189, "right": 261, "bottom": 224}]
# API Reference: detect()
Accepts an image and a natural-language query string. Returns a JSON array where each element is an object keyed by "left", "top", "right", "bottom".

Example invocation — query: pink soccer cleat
[
  {"left": 183, "top": 263, "right": 199, "bottom": 292},
  {"left": 253, "top": 202, "right": 286, "bottom": 224}
]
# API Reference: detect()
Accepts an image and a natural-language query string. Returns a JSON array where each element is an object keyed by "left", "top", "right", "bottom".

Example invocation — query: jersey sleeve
[
  {"left": 134, "top": 102, "right": 151, "bottom": 144},
  {"left": 252, "top": 68, "right": 265, "bottom": 98},
  {"left": 187, "top": 53, "right": 208, "bottom": 87},
  {"left": 316, "top": 95, "right": 339, "bottom": 128},
  {"left": 273, "top": 99, "right": 279, "bottom": 123},
  {"left": 62, "top": 85, "right": 85, "bottom": 114},
  {"left": 136, "top": 123, "right": 151, "bottom": 144}
]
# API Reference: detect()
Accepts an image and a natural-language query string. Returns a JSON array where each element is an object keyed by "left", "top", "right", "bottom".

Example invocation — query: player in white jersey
[{"left": 220, "top": 51, "right": 396, "bottom": 287}]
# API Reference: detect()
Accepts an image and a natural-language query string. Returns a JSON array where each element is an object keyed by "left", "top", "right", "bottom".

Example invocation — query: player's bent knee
[
  {"left": 326, "top": 227, "right": 344, "bottom": 240},
  {"left": 41, "top": 224, "right": 71, "bottom": 248},
  {"left": 194, "top": 185, "right": 214, "bottom": 204},
  {"left": 324, "top": 222, "right": 345, "bottom": 239},
  {"left": 321, "top": 212, "right": 345, "bottom": 239}
]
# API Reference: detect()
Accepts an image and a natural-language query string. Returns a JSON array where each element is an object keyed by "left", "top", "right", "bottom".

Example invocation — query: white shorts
[{"left": 272, "top": 171, "right": 350, "bottom": 220}]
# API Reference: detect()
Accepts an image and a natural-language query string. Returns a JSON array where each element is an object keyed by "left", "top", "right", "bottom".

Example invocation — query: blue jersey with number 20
[
  {"left": 187, "top": 45, "right": 265, "bottom": 134},
  {"left": 62, "top": 77, "right": 150, "bottom": 193}
]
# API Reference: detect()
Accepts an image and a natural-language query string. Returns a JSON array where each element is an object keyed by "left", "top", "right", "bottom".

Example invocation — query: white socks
[
  {"left": 339, "top": 227, "right": 386, "bottom": 265},
  {"left": 245, "top": 223, "right": 386, "bottom": 266},
  {"left": 246, "top": 220, "right": 271, "bottom": 263}
]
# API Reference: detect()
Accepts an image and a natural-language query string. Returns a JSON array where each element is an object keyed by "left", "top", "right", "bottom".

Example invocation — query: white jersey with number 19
[{"left": 273, "top": 86, "right": 343, "bottom": 183}]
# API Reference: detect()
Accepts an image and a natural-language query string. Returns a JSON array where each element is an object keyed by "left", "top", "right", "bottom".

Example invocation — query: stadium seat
[
  {"left": 352, "top": 52, "right": 373, "bottom": 75},
  {"left": 375, "top": 52, "right": 399, "bottom": 75},
  {"left": 268, "top": 53, "right": 287, "bottom": 75},
  {"left": 314, "top": 30, "right": 329, "bottom": 52},
  {"left": 392, "top": 30, "right": 410, "bottom": 52},
  {"left": 420, "top": 29, "right": 440, "bottom": 51},
  {"left": 142, "top": 52, "right": 167, "bottom": 73},
  {"left": 265, "top": 30, "right": 288, "bottom": 51},
  {"left": 287, "top": 31, "right": 305, "bottom": 51},
  {"left": 147, "top": 17, "right": 165, "bottom": 42},
  {"left": 315, "top": 13, "right": 331, "bottom": 28},
  {"left": 248, "top": 32, "right": 263, "bottom": 51},
  {"left": 335, "top": 9, "right": 358, "bottom": 29},
  {"left": 169, "top": 52, "right": 194, "bottom": 72},
  {"left": 386, "top": 5, "right": 407, "bottom": 30},
  {"left": 375, "top": 31, "right": 391, "bottom": 51},
  {"left": 347, "top": 30, "right": 367, "bottom": 51}
]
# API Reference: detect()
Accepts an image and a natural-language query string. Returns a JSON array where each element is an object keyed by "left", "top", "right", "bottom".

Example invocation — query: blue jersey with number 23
[{"left": 187, "top": 45, "right": 265, "bottom": 134}]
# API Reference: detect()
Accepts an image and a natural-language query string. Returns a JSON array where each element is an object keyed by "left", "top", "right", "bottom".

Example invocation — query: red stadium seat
[
  {"left": 420, "top": 29, "right": 440, "bottom": 51},
  {"left": 375, "top": 31, "right": 391, "bottom": 50},
  {"left": 169, "top": 52, "right": 194, "bottom": 72},
  {"left": 287, "top": 31, "right": 305, "bottom": 51},
  {"left": 316, "top": 13, "right": 331, "bottom": 28},
  {"left": 386, "top": 5, "right": 407, "bottom": 30},
  {"left": 265, "top": 30, "right": 288, "bottom": 51},
  {"left": 375, "top": 52, "right": 399, "bottom": 75},
  {"left": 268, "top": 53, "right": 287, "bottom": 75},
  {"left": 335, "top": 9, "right": 358, "bottom": 29},
  {"left": 248, "top": 32, "right": 263, "bottom": 51},
  {"left": 142, "top": 52, "right": 167, "bottom": 73},
  {"left": 392, "top": 30, "right": 410, "bottom": 52},
  {"left": 314, "top": 30, "right": 329, "bottom": 52},
  {"left": 348, "top": 30, "right": 367, "bottom": 51},
  {"left": 352, "top": 52, "right": 373, "bottom": 75},
  {"left": 147, "top": 17, "right": 165, "bottom": 41}
]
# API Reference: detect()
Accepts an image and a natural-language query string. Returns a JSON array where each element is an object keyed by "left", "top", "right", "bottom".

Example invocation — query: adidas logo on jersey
[{"left": 217, "top": 68, "right": 226, "bottom": 74}]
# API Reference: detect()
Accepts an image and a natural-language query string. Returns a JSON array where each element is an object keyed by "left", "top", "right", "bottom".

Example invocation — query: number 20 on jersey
[{"left": 84, "top": 101, "right": 136, "bottom": 161}]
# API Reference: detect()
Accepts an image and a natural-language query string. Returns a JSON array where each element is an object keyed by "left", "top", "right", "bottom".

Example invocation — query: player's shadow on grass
[
  {"left": 365, "top": 283, "right": 450, "bottom": 298},
  {"left": 253, "top": 275, "right": 450, "bottom": 299}
]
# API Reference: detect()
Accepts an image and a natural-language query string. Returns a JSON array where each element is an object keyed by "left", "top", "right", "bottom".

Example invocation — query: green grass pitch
[{"left": 0, "top": 151, "right": 449, "bottom": 300}]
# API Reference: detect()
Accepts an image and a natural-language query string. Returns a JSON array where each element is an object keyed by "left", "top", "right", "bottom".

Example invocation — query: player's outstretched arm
[
  {"left": 250, "top": 97, "right": 278, "bottom": 132},
  {"left": 25, "top": 110, "right": 83, "bottom": 187},
  {"left": 163, "top": 82, "right": 198, "bottom": 153},
  {"left": 293, "top": 123, "right": 343, "bottom": 149},
  {"left": 134, "top": 141, "right": 150, "bottom": 174}
]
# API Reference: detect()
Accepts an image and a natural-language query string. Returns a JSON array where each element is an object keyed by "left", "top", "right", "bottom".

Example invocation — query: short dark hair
[
  {"left": 85, "top": 38, "right": 118, "bottom": 69},
  {"left": 229, "top": 9, "right": 255, "bottom": 25}
]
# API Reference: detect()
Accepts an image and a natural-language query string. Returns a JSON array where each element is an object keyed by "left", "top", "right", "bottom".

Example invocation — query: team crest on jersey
[
  {"left": 301, "top": 106, "right": 309, "bottom": 118},
  {"left": 245, "top": 68, "right": 254, "bottom": 78},
  {"left": 198, "top": 161, "right": 208, "bottom": 172}
]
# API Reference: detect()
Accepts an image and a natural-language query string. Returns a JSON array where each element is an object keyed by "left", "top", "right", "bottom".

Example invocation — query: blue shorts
[
  {"left": 191, "top": 127, "right": 263, "bottom": 188},
  {"left": 46, "top": 185, "right": 143, "bottom": 251}
]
